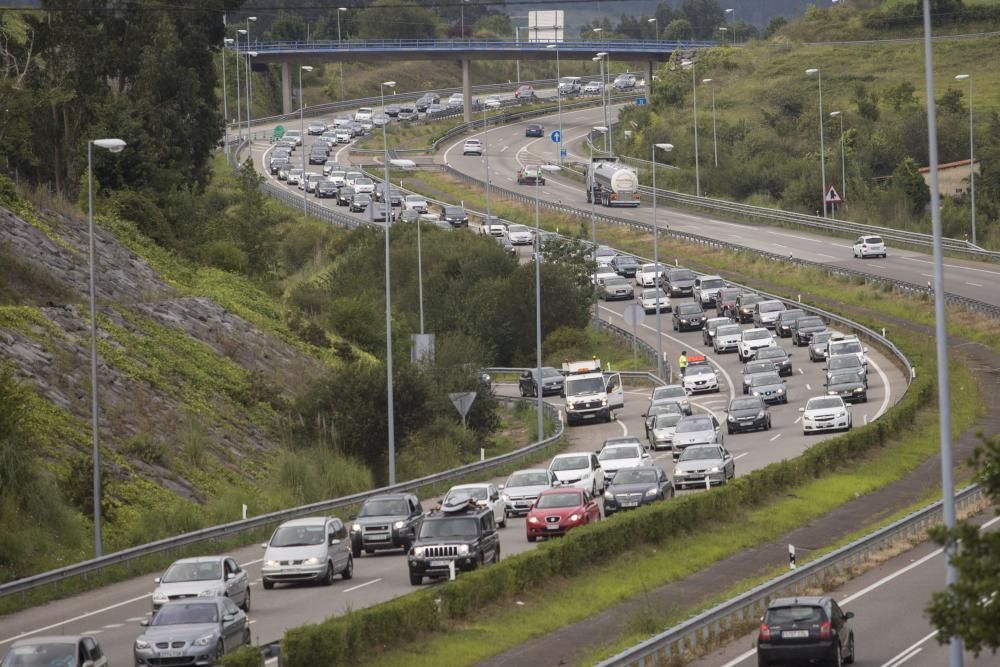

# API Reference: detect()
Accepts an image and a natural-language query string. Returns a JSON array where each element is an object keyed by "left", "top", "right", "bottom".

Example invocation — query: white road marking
[
  {"left": 101, "top": 623, "right": 124, "bottom": 629},
  {"left": 127, "top": 617, "right": 147, "bottom": 622},
  {"left": 0, "top": 593, "right": 152, "bottom": 645},
  {"left": 806, "top": 383, "right": 812, "bottom": 391},
  {"left": 617, "top": 417, "right": 629, "bottom": 436},
  {"left": 902, "top": 255, "right": 1000, "bottom": 276},
  {"left": 966, "top": 282, "right": 983, "bottom": 287},
  {"left": 343, "top": 578, "right": 383, "bottom": 593},
  {"left": 769, "top": 433, "right": 782, "bottom": 442},
  {"left": 869, "top": 357, "right": 892, "bottom": 420},
  {"left": 794, "top": 416, "right": 802, "bottom": 424},
  {"left": 733, "top": 453, "right": 749, "bottom": 460},
  {"left": 80, "top": 630, "right": 101, "bottom": 635},
  {"left": 815, "top": 253, "right": 836, "bottom": 260},
  {"left": 798, "top": 368, "right": 805, "bottom": 375},
  {"left": 884, "top": 646, "right": 924, "bottom": 667}
]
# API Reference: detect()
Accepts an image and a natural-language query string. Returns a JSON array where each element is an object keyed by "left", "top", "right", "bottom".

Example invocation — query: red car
[{"left": 526, "top": 487, "right": 600, "bottom": 542}]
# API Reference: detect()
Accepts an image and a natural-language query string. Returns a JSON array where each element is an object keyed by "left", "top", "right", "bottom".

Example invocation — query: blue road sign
[
  {"left": 550, "top": 130, "right": 562, "bottom": 143},
  {"left": 635, "top": 97, "right": 647, "bottom": 105},
  {"left": 560, "top": 148, "right": 567, "bottom": 158}
]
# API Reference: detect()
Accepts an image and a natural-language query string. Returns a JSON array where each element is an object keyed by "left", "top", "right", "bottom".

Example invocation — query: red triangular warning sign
[{"left": 825, "top": 186, "right": 843, "bottom": 204}]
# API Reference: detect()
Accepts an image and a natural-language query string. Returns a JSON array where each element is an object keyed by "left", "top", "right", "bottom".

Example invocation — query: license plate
[
  {"left": 160, "top": 651, "right": 184, "bottom": 658},
  {"left": 546, "top": 524, "right": 561, "bottom": 530},
  {"left": 782, "top": 630, "right": 809, "bottom": 639},
  {"left": 367, "top": 535, "right": 388, "bottom": 541},
  {"left": 430, "top": 560, "right": 449, "bottom": 567},
  {"left": 620, "top": 501, "right": 639, "bottom": 507}
]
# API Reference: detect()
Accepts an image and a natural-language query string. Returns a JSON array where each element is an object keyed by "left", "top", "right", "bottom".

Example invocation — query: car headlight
[
  {"left": 604, "top": 490, "right": 615, "bottom": 500},
  {"left": 601, "top": 398, "right": 608, "bottom": 406},
  {"left": 777, "top": 387, "right": 785, "bottom": 393},
  {"left": 413, "top": 546, "right": 425, "bottom": 557},
  {"left": 681, "top": 400, "right": 690, "bottom": 409},
  {"left": 710, "top": 466, "right": 720, "bottom": 473},
  {"left": 351, "top": 523, "right": 361, "bottom": 532},
  {"left": 680, "top": 319, "right": 688, "bottom": 323},
  {"left": 264, "top": 560, "right": 279, "bottom": 568},
  {"left": 829, "top": 390, "right": 838, "bottom": 395},
  {"left": 502, "top": 493, "right": 510, "bottom": 502},
  {"left": 135, "top": 638, "right": 151, "bottom": 650},
  {"left": 644, "top": 488, "right": 659, "bottom": 497},
  {"left": 756, "top": 411, "right": 765, "bottom": 419},
  {"left": 569, "top": 514, "right": 581, "bottom": 522},
  {"left": 194, "top": 633, "right": 216, "bottom": 647},
  {"left": 752, "top": 391, "right": 760, "bottom": 396},
  {"left": 528, "top": 516, "right": 540, "bottom": 524},
  {"left": 673, "top": 468, "right": 681, "bottom": 477},
  {"left": 727, "top": 415, "right": 736, "bottom": 422},
  {"left": 457, "top": 545, "right": 470, "bottom": 556},
  {"left": 199, "top": 588, "right": 220, "bottom": 597},
  {"left": 152, "top": 591, "right": 168, "bottom": 603},
  {"left": 837, "top": 411, "right": 847, "bottom": 418},
  {"left": 854, "top": 387, "right": 865, "bottom": 393},
  {"left": 303, "top": 557, "right": 321, "bottom": 566},
  {"left": 858, "top": 369, "right": 865, "bottom": 376}
]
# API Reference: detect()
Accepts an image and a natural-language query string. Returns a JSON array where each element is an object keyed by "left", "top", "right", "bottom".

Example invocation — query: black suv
[
  {"left": 735, "top": 293, "right": 765, "bottom": 323},
  {"left": 349, "top": 493, "right": 423, "bottom": 556},
  {"left": 610, "top": 254, "right": 639, "bottom": 278},
  {"left": 775, "top": 308, "right": 807, "bottom": 338},
  {"left": 672, "top": 303, "right": 706, "bottom": 332},
  {"left": 757, "top": 596, "right": 855, "bottom": 667},
  {"left": 407, "top": 500, "right": 500, "bottom": 585},
  {"left": 443, "top": 206, "right": 469, "bottom": 228},
  {"left": 726, "top": 396, "right": 771, "bottom": 433}
]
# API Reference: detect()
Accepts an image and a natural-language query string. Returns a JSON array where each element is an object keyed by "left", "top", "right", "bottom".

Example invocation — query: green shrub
[{"left": 220, "top": 645, "right": 263, "bottom": 667}]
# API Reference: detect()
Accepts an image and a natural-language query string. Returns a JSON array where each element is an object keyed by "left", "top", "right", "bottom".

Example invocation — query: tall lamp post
[
  {"left": 725, "top": 8, "right": 735, "bottom": 43},
  {"left": 806, "top": 68, "right": 827, "bottom": 217},
  {"left": 546, "top": 44, "right": 563, "bottom": 164},
  {"left": 380, "top": 80, "right": 398, "bottom": 485},
  {"left": 652, "top": 143, "right": 673, "bottom": 380},
  {"left": 830, "top": 110, "right": 846, "bottom": 206},
  {"left": 336, "top": 7, "right": 347, "bottom": 101},
  {"left": 955, "top": 74, "right": 976, "bottom": 245},
  {"left": 482, "top": 104, "right": 493, "bottom": 224},
  {"left": 460, "top": 0, "right": 469, "bottom": 37},
  {"left": 589, "top": 126, "right": 608, "bottom": 332},
  {"left": 88, "top": 137, "right": 127, "bottom": 558},
  {"left": 534, "top": 164, "right": 560, "bottom": 440},
  {"left": 682, "top": 60, "right": 701, "bottom": 197},
  {"left": 298, "top": 65, "right": 313, "bottom": 215},
  {"left": 594, "top": 52, "right": 609, "bottom": 153},
  {"left": 703, "top": 78, "right": 718, "bottom": 167},
  {"left": 648, "top": 17, "right": 658, "bottom": 40},
  {"left": 245, "top": 17, "right": 256, "bottom": 140},
  {"left": 235, "top": 30, "right": 245, "bottom": 140},
  {"left": 222, "top": 38, "right": 232, "bottom": 150}
]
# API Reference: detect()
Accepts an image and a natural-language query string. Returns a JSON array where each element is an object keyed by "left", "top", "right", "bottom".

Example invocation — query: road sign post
[
  {"left": 550, "top": 130, "right": 561, "bottom": 143},
  {"left": 449, "top": 391, "right": 477, "bottom": 429},
  {"left": 623, "top": 305, "right": 646, "bottom": 369},
  {"left": 635, "top": 97, "right": 647, "bottom": 105}
]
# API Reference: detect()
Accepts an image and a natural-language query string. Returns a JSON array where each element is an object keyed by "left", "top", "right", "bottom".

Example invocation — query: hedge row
[
  {"left": 283, "top": 368, "right": 934, "bottom": 666},
  {"left": 221, "top": 646, "right": 263, "bottom": 667}
]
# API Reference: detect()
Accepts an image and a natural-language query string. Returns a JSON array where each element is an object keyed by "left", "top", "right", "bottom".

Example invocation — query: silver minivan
[{"left": 260, "top": 516, "right": 353, "bottom": 589}]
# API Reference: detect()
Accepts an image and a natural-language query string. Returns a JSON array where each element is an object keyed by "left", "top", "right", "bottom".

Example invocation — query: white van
[
  {"left": 355, "top": 107, "right": 374, "bottom": 122},
  {"left": 613, "top": 73, "right": 637, "bottom": 91},
  {"left": 558, "top": 76, "right": 582, "bottom": 95}
]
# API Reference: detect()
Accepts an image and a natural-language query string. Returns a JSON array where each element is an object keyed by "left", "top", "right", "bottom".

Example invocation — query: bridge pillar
[
  {"left": 462, "top": 57, "right": 472, "bottom": 123},
  {"left": 281, "top": 61, "right": 293, "bottom": 115}
]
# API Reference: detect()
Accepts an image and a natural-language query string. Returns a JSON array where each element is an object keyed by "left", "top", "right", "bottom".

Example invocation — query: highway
[
  {"left": 690, "top": 513, "right": 1000, "bottom": 667},
  {"left": 0, "top": 88, "right": 946, "bottom": 665}
]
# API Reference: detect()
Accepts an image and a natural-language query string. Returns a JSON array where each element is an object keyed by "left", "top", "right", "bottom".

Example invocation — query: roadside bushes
[{"left": 281, "top": 364, "right": 934, "bottom": 666}]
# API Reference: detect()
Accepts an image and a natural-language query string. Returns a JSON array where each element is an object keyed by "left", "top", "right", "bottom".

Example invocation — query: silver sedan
[{"left": 134, "top": 598, "right": 250, "bottom": 667}]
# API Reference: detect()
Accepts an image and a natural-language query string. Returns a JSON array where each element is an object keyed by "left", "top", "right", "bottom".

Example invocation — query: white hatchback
[
  {"left": 738, "top": 327, "right": 776, "bottom": 361},
  {"left": 852, "top": 235, "right": 886, "bottom": 258},
  {"left": 800, "top": 396, "right": 853, "bottom": 434},
  {"left": 463, "top": 139, "right": 483, "bottom": 156},
  {"left": 442, "top": 483, "right": 507, "bottom": 528}
]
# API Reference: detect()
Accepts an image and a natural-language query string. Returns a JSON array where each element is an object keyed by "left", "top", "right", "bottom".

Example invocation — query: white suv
[
  {"left": 852, "top": 235, "right": 886, "bottom": 258},
  {"left": 441, "top": 483, "right": 507, "bottom": 528},
  {"left": 463, "top": 139, "right": 483, "bottom": 156},
  {"left": 354, "top": 107, "right": 374, "bottom": 122},
  {"left": 738, "top": 327, "right": 776, "bottom": 361},
  {"left": 547, "top": 453, "right": 605, "bottom": 496}
]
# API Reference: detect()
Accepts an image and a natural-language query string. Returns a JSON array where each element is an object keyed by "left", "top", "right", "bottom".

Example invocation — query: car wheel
[
  {"left": 409, "top": 574, "right": 423, "bottom": 586},
  {"left": 592, "top": 480, "right": 598, "bottom": 497},
  {"left": 844, "top": 634, "right": 856, "bottom": 664},
  {"left": 498, "top": 511, "right": 507, "bottom": 528},
  {"left": 243, "top": 627, "right": 251, "bottom": 648},
  {"left": 757, "top": 653, "right": 769, "bottom": 667},
  {"left": 830, "top": 642, "right": 843, "bottom": 667},
  {"left": 241, "top": 587, "right": 251, "bottom": 612},
  {"left": 262, "top": 579, "right": 274, "bottom": 590},
  {"left": 727, "top": 427, "right": 733, "bottom": 435},
  {"left": 342, "top": 555, "right": 354, "bottom": 580},
  {"left": 519, "top": 384, "right": 526, "bottom": 397},
  {"left": 215, "top": 641, "right": 225, "bottom": 663},
  {"left": 495, "top": 546, "right": 501, "bottom": 562},
  {"left": 321, "top": 562, "right": 334, "bottom": 586},
  {"left": 365, "top": 548, "right": 375, "bottom": 555},
  {"left": 527, "top": 535, "right": 537, "bottom": 543}
]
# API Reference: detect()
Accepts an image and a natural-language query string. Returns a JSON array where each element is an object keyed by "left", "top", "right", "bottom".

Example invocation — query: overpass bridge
[{"left": 236, "top": 39, "right": 716, "bottom": 119}]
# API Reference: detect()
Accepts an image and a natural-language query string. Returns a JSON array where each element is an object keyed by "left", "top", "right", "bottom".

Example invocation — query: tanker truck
[{"left": 585, "top": 157, "right": 641, "bottom": 207}]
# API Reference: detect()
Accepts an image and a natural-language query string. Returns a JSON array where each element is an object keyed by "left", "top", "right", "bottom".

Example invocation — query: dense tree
[
  {"left": 664, "top": 18, "right": 695, "bottom": 41},
  {"left": 763, "top": 16, "right": 788, "bottom": 38},
  {"left": 355, "top": 0, "right": 440, "bottom": 40},
  {"left": 680, "top": 0, "right": 725, "bottom": 40},
  {"left": 265, "top": 11, "right": 307, "bottom": 42}
]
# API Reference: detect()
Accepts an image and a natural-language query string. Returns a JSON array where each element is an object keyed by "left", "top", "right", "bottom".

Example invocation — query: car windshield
[
  {"left": 684, "top": 364, "right": 712, "bottom": 377},
  {"left": 405, "top": 195, "right": 424, "bottom": 203},
  {"left": 807, "top": 397, "right": 844, "bottom": 410},
  {"left": 717, "top": 325, "right": 742, "bottom": 336},
  {"left": 536, "top": 492, "right": 582, "bottom": 509},
  {"left": 813, "top": 332, "right": 835, "bottom": 344},
  {"left": 419, "top": 517, "right": 478, "bottom": 539},
  {"left": 798, "top": 317, "right": 824, "bottom": 328},
  {"left": 831, "top": 341, "right": 863, "bottom": 355},
  {"left": 653, "top": 413, "right": 682, "bottom": 428},
  {"left": 161, "top": 561, "right": 221, "bottom": 583},
  {"left": 541, "top": 368, "right": 562, "bottom": 379},
  {"left": 830, "top": 356, "right": 861, "bottom": 370},
  {"left": 745, "top": 362, "right": 776, "bottom": 374},
  {"left": 599, "top": 445, "right": 641, "bottom": 460},
  {"left": 359, "top": 499, "right": 409, "bottom": 516},
  {"left": 269, "top": 525, "right": 325, "bottom": 547},
  {"left": 767, "top": 605, "right": 826, "bottom": 624},
  {"left": 566, "top": 377, "right": 605, "bottom": 395},
  {"left": 669, "top": 269, "right": 695, "bottom": 281},
  {"left": 446, "top": 487, "right": 488, "bottom": 502},
  {"left": 596, "top": 247, "right": 616, "bottom": 257},
  {"left": 508, "top": 225, "right": 530, "bottom": 234},
  {"left": 719, "top": 288, "right": 741, "bottom": 300},
  {"left": 152, "top": 602, "right": 219, "bottom": 626},
  {"left": 760, "top": 302, "right": 785, "bottom": 312},
  {"left": 679, "top": 446, "right": 722, "bottom": 461},
  {"left": 355, "top": 178, "right": 373, "bottom": 186},
  {"left": 751, "top": 373, "right": 781, "bottom": 386},
  {"left": 507, "top": 472, "right": 549, "bottom": 487},
  {"left": 743, "top": 330, "right": 770, "bottom": 341},
  {"left": 829, "top": 373, "right": 859, "bottom": 386},
  {"left": 2, "top": 643, "right": 76, "bottom": 666},
  {"left": 643, "top": 289, "right": 667, "bottom": 299},
  {"left": 756, "top": 348, "right": 785, "bottom": 359},
  {"left": 676, "top": 417, "right": 713, "bottom": 433},
  {"left": 550, "top": 455, "right": 588, "bottom": 471},
  {"left": 677, "top": 304, "right": 702, "bottom": 314},
  {"left": 730, "top": 398, "right": 763, "bottom": 411},
  {"left": 617, "top": 256, "right": 638, "bottom": 266},
  {"left": 641, "top": 264, "right": 663, "bottom": 273},
  {"left": 614, "top": 469, "right": 658, "bottom": 484},
  {"left": 701, "top": 278, "right": 725, "bottom": 289},
  {"left": 604, "top": 277, "right": 628, "bottom": 287},
  {"left": 654, "top": 386, "right": 686, "bottom": 400}
]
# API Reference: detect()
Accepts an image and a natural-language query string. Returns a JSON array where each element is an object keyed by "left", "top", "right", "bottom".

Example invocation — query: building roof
[{"left": 918, "top": 158, "right": 978, "bottom": 173}]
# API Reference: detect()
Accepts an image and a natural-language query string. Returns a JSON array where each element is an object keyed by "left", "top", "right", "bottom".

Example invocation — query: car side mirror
[
  {"left": 798, "top": 407, "right": 805, "bottom": 413},
  {"left": 222, "top": 613, "right": 235, "bottom": 622},
  {"left": 864, "top": 347, "right": 869, "bottom": 353},
  {"left": 845, "top": 611, "right": 855, "bottom": 619},
  {"left": 154, "top": 577, "right": 161, "bottom": 584},
  {"left": 260, "top": 543, "right": 268, "bottom": 549},
  {"left": 225, "top": 572, "right": 234, "bottom": 581},
  {"left": 140, "top": 619, "right": 150, "bottom": 627},
  {"left": 498, "top": 484, "right": 505, "bottom": 491},
  {"left": 822, "top": 367, "right": 828, "bottom": 371}
]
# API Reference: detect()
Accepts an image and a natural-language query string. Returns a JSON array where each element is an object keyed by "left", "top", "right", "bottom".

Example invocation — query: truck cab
[{"left": 560, "top": 358, "right": 624, "bottom": 426}]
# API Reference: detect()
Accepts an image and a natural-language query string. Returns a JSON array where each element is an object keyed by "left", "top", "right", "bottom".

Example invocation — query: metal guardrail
[
  {"left": 441, "top": 165, "right": 1000, "bottom": 320},
  {"left": 0, "top": 397, "right": 562, "bottom": 599},
  {"left": 597, "top": 484, "right": 985, "bottom": 667},
  {"left": 236, "top": 38, "right": 716, "bottom": 54}
]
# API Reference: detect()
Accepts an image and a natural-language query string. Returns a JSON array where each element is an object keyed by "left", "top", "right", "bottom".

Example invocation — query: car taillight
[
  {"left": 633, "top": 193, "right": 641, "bottom": 200},
  {"left": 611, "top": 193, "right": 618, "bottom": 200},
  {"left": 819, "top": 620, "right": 832, "bottom": 639},
  {"left": 759, "top": 624, "right": 771, "bottom": 641}
]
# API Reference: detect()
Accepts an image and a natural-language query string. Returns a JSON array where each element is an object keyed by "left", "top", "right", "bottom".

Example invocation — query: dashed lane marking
[{"left": 343, "top": 578, "right": 383, "bottom": 593}]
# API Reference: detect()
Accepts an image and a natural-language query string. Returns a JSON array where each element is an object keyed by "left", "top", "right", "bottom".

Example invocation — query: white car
[
  {"left": 852, "top": 234, "right": 886, "bottom": 258},
  {"left": 597, "top": 438, "right": 651, "bottom": 483},
  {"left": 448, "top": 92, "right": 464, "bottom": 107},
  {"left": 826, "top": 334, "right": 869, "bottom": 366},
  {"left": 547, "top": 452, "right": 606, "bottom": 496},
  {"left": 463, "top": 139, "right": 483, "bottom": 156},
  {"left": 583, "top": 81, "right": 602, "bottom": 95},
  {"left": 506, "top": 224, "right": 534, "bottom": 245},
  {"left": 328, "top": 170, "right": 347, "bottom": 187},
  {"left": 283, "top": 129, "right": 302, "bottom": 146},
  {"left": 285, "top": 168, "right": 304, "bottom": 186},
  {"left": 441, "top": 483, "right": 507, "bottom": 528},
  {"left": 738, "top": 327, "right": 776, "bottom": 362},
  {"left": 404, "top": 194, "right": 429, "bottom": 213},
  {"left": 595, "top": 246, "right": 617, "bottom": 267},
  {"left": 334, "top": 128, "right": 352, "bottom": 143},
  {"left": 593, "top": 269, "right": 618, "bottom": 286},
  {"left": 694, "top": 275, "right": 727, "bottom": 307},
  {"left": 484, "top": 95, "right": 503, "bottom": 108},
  {"left": 635, "top": 263, "right": 665, "bottom": 288},
  {"left": 344, "top": 171, "right": 364, "bottom": 187},
  {"left": 353, "top": 177, "right": 375, "bottom": 195},
  {"left": 713, "top": 324, "right": 743, "bottom": 353},
  {"left": 355, "top": 107, "right": 374, "bottom": 122},
  {"left": 151, "top": 556, "right": 251, "bottom": 613},
  {"left": 800, "top": 396, "right": 853, "bottom": 434},
  {"left": 682, "top": 362, "right": 720, "bottom": 394},
  {"left": 640, "top": 288, "right": 670, "bottom": 314}
]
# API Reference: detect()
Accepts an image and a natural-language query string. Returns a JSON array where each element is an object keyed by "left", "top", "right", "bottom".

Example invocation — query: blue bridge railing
[{"left": 234, "top": 38, "right": 717, "bottom": 55}]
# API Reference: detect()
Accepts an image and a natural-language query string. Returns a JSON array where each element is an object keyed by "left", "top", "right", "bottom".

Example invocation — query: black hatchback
[
  {"left": 754, "top": 346, "right": 793, "bottom": 377},
  {"left": 757, "top": 596, "right": 855, "bottom": 667},
  {"left": 525, "top": 123, "right": 544, "bottom": 137},
  {"left": 672, "top": 303, "right": 706, "bottom": 332},
  {"left": 726, "top": 396, "right": 770, "bottom": 434}
]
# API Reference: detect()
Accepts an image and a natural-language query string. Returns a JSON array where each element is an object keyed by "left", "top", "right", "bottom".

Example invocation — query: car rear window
[
  {"left": 767, "top": 605, "right": 826, "bottom": 625},
  {"left": 866, "top": 236, "right": 884, "bottom": 244}
]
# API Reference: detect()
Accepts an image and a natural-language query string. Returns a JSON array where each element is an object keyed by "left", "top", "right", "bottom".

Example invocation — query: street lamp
[
  {"left": 594, "top": 52, "right": 609, "bottom": 153},
  {"left": 955, "top": 74, "right": 976, "bottom": 245},
  {"left": 589, "top": 125, "right": 608, "bottom": 332},
  {"left": 534, "top": 163, "right": 561, "bottom": 440},
  {"left": 652, "top": 143, "right": 673, "bottom": 380},
  {"left": 648, "top": 17, "right": 658, "bottom": 40},
  {"left": 235, "top": 29, "right": 245, "bottom": 140},
  {"left": 703, "top": 78, "right": 718, "bottom": 167},
  {"left": 298, "top": 65, "right": 313, "bottom": 215},
  {"left": 337, "top": 7, "right": 347, "bottom": 101},
  {"left": 88, "top": 137, "right": 127, "bottom": 558},
  {"left": 725, "top": 8, "right": 736, "bottom": 43},
  {"left": 806, "top": 68, "right": 827, "bottom": 217},
  {"left": 380, "top": 80, "right": 398, "bottom": 485},
  {"left": 222, "top": 38, "right": 233, "bottom": 150},
  {"left": 547, "top": 44, "right": 563, "bottom": 164},
  {"left": 830, "top": 111, "right": 846, "bottom": 207},
  {"left": 482, "top": 104, "right": 494, "bottom": 226},
  {"left": 682, "top": 60, "right": 701, "bottom": 197},
  {"left": 460, "top": 0, "right": 470, "bottom": 38},
  {"left": 245, "top": 17, "right": 256, "bottom": 140}
]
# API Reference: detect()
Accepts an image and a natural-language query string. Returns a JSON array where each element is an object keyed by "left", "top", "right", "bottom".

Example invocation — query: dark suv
[
  {"left": 349, "top": 493, "right": 423, "bottom": 557},
  {"left": 775, "top": 308, "right": 807, "bottom": 338},
  {"left": 757, "top": 596, "right": 856, "bottom": 666},
  {"left": 407, "top": 499, "right": 500, "bottom": 585},
  {"left": 672, "top": 303, "right": 706, "bottom": 332},
  {"left": 443, "top": 206, "right": 469, "bottom": 228}
]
